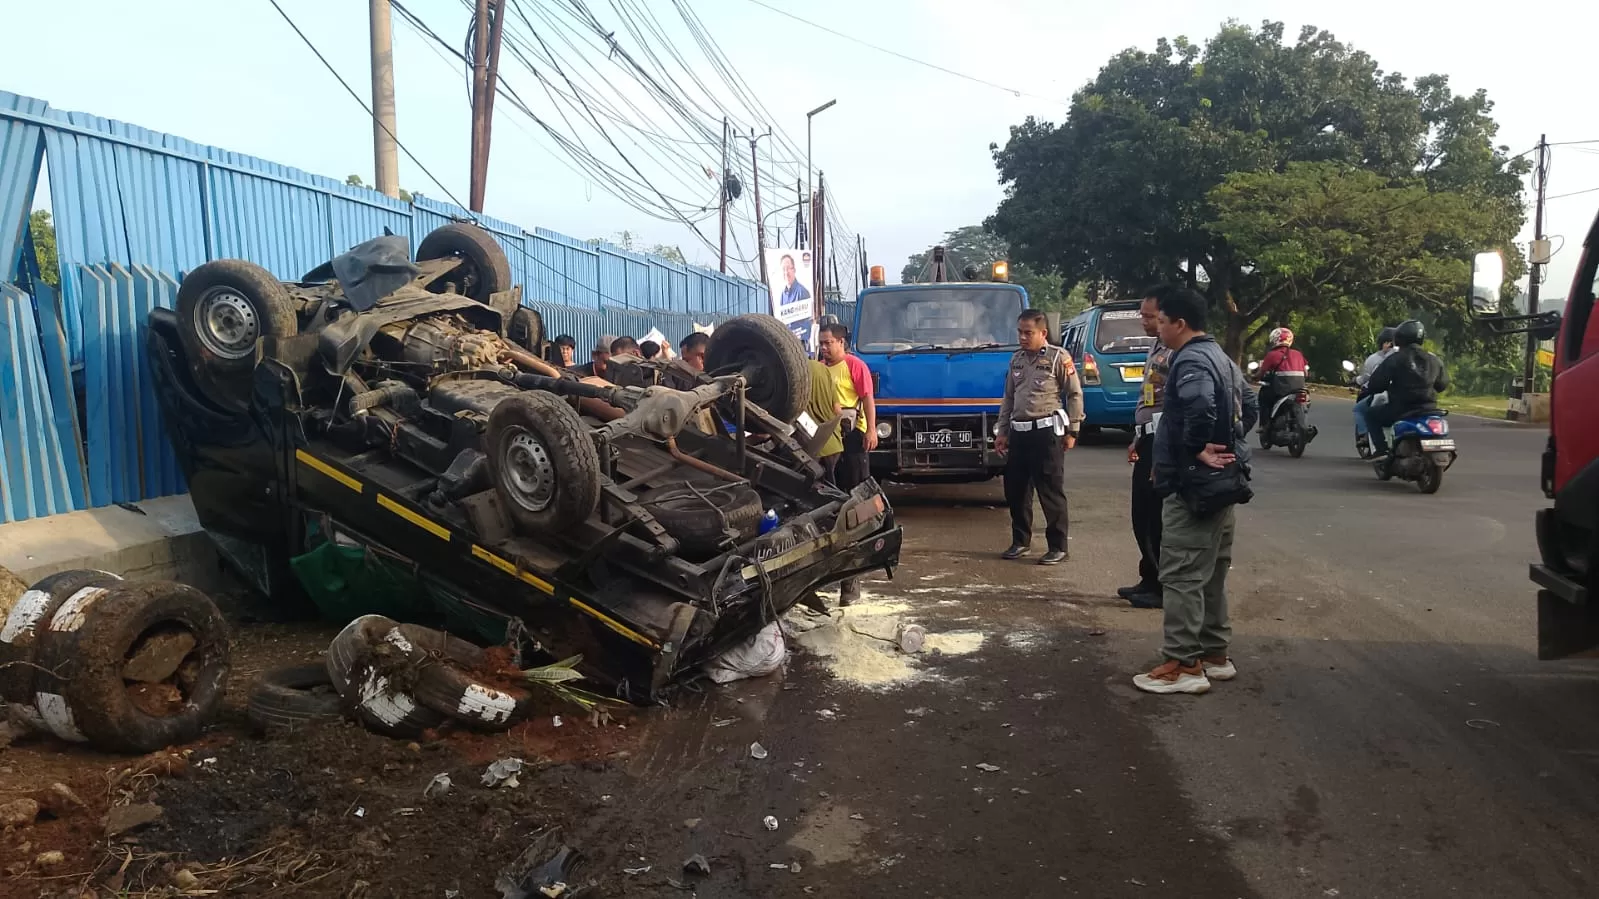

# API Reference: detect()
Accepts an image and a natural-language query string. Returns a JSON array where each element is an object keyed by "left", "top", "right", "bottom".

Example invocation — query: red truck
[{"left": 1476, "top": 217, "right": 1599, "bottom": 658}]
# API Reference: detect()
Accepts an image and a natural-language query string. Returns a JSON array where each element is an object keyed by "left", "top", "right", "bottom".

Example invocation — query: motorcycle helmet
[
  {"left": 1394, "top": 320, "right": 1425, "bottom": 347},
  {"left": 1268, "top": 327, "right": 1294, "bottom": 348},
  {"left": 1377, "top": 326, "right": 1397, "bottom": 348}
]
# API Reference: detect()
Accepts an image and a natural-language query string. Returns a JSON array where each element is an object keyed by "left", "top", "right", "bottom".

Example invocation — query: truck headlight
[{"left": 876, "top": 421, "right": 893, "bottom": 440}]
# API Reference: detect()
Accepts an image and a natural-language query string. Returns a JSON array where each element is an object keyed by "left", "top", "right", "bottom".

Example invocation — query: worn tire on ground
[
  {"left": 416, "top": 223, "right": 512, "bottom": 303},
  {"left": 246, "top": 663, "right": 343, "bottom": 733},
  {"left": 339, "top": 655, "right": 448, "bottom": 739},
  {"left": 487, "top": 392, "right": 602, "bottom": 535},
  {"left": 50, "top": 581, "right": 230, "bottom": 753},
  {"left": 396, "top": 624, "right": 533, "bottom": 732},
  {"left": 638, "top": 484, "right": 763, "bottom": 559},
  {"left": 705, "top": 315, "right": 811, "bottom": 423},
  {"left": 325, "top": 614, "right": 401, "bottom": 697},
  {"left": 1, "top": 570, "right": 123, "bottom": 734},
  {"left": 176, "top": 259, "right": 299, "bottom": 411}
]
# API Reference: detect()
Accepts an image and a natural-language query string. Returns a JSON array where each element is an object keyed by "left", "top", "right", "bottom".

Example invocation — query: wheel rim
[
  {"left": 193, "top": 286, "right": 259, "bottom": 360},
  {"left": 501, "top": 428, "right": 556, "bottom": 512},
  {"left": 1418, "top": 461, "right": 1440, "bottom": 492}
]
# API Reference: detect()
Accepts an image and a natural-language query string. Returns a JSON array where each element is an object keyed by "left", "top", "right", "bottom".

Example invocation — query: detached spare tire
[
  {"left": 487, "top": 392, "right": 601, "bottom": 535},
  {"left": 416, "top": 222, "right": 512, "bottom": 302},
  {"left": 247, "top": 664, "right": 342, "bottom": 733},
  {"left": 176, "top": 259, "right": 299, "bottom": 412},
  {"left": 639, "top": 483, "right": 763, "bottom": 559},
  {"left": 705, "top": 314, "right": 811, "bottom": 423},
  {"left": 396, "top": 624, "right": 534, "bottom": 732}
]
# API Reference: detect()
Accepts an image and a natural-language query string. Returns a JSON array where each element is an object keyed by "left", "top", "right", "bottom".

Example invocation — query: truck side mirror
[{"left": 1470, "top": 251, "right": 1504, "bottom": 317}]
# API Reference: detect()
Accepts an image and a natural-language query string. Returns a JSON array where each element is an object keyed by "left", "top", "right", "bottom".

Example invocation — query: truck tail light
[{"left": 1081, "top": 353, "right": 1101, "bottom": 386}]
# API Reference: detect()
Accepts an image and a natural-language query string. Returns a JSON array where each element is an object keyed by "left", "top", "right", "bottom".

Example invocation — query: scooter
[
  {"left": 1373, "top": 410, "right": 1456, "bottom": 494},
  {"left": 1247, "top": 363, "right": 1317, "bottom": 458}
]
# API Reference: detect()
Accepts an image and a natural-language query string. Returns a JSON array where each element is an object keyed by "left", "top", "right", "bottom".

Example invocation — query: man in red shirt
[
  {"left": 1255, "top": 328, "right": 1308, "bottom": 428},
  {"left": 819, "top": 323, "right": 877, "bottom": 605}
]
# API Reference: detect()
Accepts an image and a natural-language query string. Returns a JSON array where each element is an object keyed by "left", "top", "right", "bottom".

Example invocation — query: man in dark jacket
[
  {"left": 1135, "top": 285, "right": 1258, "bottom": 696},
  {"left": 1366, "top": 320, "right": 1449, "bottom": 458}
]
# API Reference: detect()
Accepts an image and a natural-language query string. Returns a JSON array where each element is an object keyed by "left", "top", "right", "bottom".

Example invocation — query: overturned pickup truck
[{"left": 147, "top": 223, "right": 901, "bottom": 700}]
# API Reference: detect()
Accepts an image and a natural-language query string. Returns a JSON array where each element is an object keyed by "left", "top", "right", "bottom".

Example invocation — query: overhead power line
[
  {"left": 264, "top": 0, "right": 472, "bottom": 210},
  {"left": 737, "top": 0, "right": 1069, "bottom": 107}
]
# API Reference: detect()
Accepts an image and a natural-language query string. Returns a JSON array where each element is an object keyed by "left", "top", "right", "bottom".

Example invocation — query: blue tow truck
[{"left": 849, "top": 250, "right": 1055, "bottom": 483}]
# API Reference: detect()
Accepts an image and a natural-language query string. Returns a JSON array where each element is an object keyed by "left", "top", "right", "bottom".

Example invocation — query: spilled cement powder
[{"left": 785, "top": 592, "right": 987, "bottom": 689}]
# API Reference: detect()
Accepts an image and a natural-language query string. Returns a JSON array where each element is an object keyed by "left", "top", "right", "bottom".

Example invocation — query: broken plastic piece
[
  {"left": 763, "top": 815, "right": 779, "bottom": 831},
  {"left": 683, "top": 854, "right": 711, "bottom": 876},
  {"left": 975, "top": 763, "right": 1000, "bottom": 772},
  {"left": 496, "top": 838, "right": 583, "bottom": 899},
  {"left": 425, "top": 773, "right": 453, "bottom": 798},
  {"left": 750, "top": 742, "right": 769, "bottom": 760},
  {"left": 483, "top": 757, "right": 525, "bottom": 788}
]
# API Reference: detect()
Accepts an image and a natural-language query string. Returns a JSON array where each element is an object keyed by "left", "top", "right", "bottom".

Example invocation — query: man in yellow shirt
[{"left": 818, "top": 323, "right": 877, "bottom": 605}]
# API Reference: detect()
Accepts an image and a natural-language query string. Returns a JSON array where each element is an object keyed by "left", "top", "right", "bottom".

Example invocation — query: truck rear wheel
[
  {"left": 705, "top": 314, "right": 810, "bottom": 423},
  {"left": 487, "top": 393, "right": 601, "bottom": 534}
]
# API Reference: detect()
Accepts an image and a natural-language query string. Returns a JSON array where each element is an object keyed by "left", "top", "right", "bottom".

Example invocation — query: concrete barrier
[{"left": 0, "top": 494, "right": 224, "bottom": 592}]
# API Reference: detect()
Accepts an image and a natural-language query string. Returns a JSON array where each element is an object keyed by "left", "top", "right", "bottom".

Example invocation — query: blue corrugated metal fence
[{"left": 0, "top": 88, "right": 768, "bottom": 524}]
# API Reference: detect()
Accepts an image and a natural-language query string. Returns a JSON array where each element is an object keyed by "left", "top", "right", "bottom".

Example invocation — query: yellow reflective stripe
[
  {"left": 471, "top": 546, "right": 555, "bottom": 595},
  {"left": 377, "top": 494, "right": 451, "bottom": 540},
  {"left": 296, "top": 449, "right": 362, "bottom": 492},
  {"left": 569, "top": 598, "right": 657, "bottom": 648},
  {"left": 740, "top": 534, "right": 833, "bottom": 581}
]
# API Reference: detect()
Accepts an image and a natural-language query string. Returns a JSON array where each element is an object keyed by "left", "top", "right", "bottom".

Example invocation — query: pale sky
[{"left": 3, "top": 0, "right": 1594, "bottom": 302}]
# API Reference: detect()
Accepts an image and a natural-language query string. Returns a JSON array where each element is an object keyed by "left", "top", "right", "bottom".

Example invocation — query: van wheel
[
  {"left": 705, "top": 315, "right": 810, "bottom": 423},
  {"left": 177, "top": 260, "right": 299, "bottom": 411},
  {"left": 487, "top": 393, "right": 601, "bottom": 534}
]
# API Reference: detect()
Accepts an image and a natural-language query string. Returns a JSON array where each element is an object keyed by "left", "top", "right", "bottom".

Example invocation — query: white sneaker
[
  {"left": 1201, "top": 656, "right": 1237, "bottom": 681},
  {"left": 1133, "top": 660, "right": 1211, "bottom": 695}
]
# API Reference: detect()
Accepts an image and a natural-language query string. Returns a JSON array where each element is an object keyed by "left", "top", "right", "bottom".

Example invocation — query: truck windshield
[
  {"left": 855, "top": 287, "right": 1025, "bottom": 352},
  {"left": 1093, "top": 308, "right": 1156, "bottom": 355}
]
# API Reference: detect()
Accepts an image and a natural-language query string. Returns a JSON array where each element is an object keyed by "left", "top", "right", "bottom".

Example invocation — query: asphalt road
[{"left": 611, "top": 398, "right": 1599, "bottom": 899}]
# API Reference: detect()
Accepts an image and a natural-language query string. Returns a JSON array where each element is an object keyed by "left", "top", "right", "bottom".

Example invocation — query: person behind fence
[
  {"left": 576, "top": 335, "right": 616, "bottom": 380},
  {"left": 553, "top": 334, "right": 577, "bottom": 368},
  {"left": 1134, "top": 285, "right": 1257, "bottom": 696},
  {"left": 1120, "top": 293, "right": 1174, "bottom": 609},
  {"left": 610, "top": 335, "right": 640, "bottom": 357},
  {"left": 995, "top": 309, "right": 1084, "bottom": 566},
  {"left": 679, "top": 332, "right": 710, "bottom": 372},
  {"left": 640, "top": 340, "right": 661, "bottom": 360}
]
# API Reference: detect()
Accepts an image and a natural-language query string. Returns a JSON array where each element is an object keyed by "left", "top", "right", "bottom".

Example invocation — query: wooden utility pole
[
  {"left": 468, "top": 0, "right": 506, "bottom": 212},
  {"left": 369, "top": 0, "right": 400, "bottom": 198},
  {"left": 718, "top": 117, "right": 730, "bottom": 273},
  {"left": 750, "top": 128, "right": 770, "bottom": 285},
  {"left": 1521, "top": 134, "right": 1549, "bottom": 406}
]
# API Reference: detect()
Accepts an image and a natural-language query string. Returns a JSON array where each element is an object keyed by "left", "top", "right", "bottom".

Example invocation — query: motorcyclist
[
  {"left": 1353, "top": 326, "right": 1398, "bottom": 459},
  {"left": 1254, "top": 327, "right": 1309, "bottom": 433},
  {"left": 1366, "top": 320, "right": 1450, "bottom": 458}
]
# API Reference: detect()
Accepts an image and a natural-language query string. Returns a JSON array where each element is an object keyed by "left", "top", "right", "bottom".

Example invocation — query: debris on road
[
  {"left": 750, "top": 741, "right": 769, "bottom": 759},
  {"left": 0, "top": 797, "right": 40, "bottom": 827},
  {"left": 703, "top": 621, "right": 787, "bottom": 684},
  {"left": 424, "top": 773, "right": 454, "bottom": 798},
  {"left": 683, "top": 854, "right": 712, "bottom": 875},
  {"left": 895, "top": 623, "right": 927, "bottom": 653},
  {"left": 975, "top": 763, "right": 1001, "bottom": 773},
  {"left": 623, "top": 865, "right": 653, "bottom": 875},
  {"left": 495, "top": 835, "right": 582, "bottom": 899},
  {"left": 103, "top": 802, "right": 164, "bottom": 836},
  {"left": 482, "top": 758, "right": 526, "bottom": 789},
  {"left": 763, "top": 815, "right": 780, "bottom": 831}
]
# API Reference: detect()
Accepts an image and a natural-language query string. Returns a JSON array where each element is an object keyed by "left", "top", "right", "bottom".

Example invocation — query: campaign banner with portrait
[{"left": 764, "top": 248, "right": 816, "bottom": 351}]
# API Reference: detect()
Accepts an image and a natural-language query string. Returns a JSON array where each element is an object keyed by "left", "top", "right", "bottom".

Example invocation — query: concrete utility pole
[
  {"left": 1521, "top": 134, "right": 1549, "bottom": 406},
  {"left": 794, "top": 178, "right": 806, "bottom": 249},
  {"left": 718, "top": 117, "right": 730, "bottom": 274},
  {"left": 468, "top": 0, "right": 506, "bottom": 212},
  {"left": 750, "top": 128, "right": 771, "bottom": 285},
  {"left": 369, "top": 0, "right": 400, "bottom": 198},
  {"left": 805, "top": 99, "right": 836, "bottom": 222}
]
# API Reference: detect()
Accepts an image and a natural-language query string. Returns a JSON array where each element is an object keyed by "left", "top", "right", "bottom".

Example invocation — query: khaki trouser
[{"left": 1158, "top": 495, "right": 1235, "bottom": 665}]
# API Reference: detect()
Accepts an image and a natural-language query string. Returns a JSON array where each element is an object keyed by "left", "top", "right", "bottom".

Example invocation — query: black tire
[
  {"left": 1374, "top": 461, "right": 1394, "bottom": 481},
  {"left": 705, "top": 314, "right": 810, "bottom": 423},
  {"left": 247, "top": 664, "right": 342, "bottom": 733},
  {"left": 176, "top": 259, "right": 299, "bottom": 411},
  {"left": 638, "top": 484, "right": 763, "bottom": 559},
  {"left": 1, "top": 570, "right": 122, "bottom": 712},
  {"left": 1288, "top": 432, "right": 1307, "bottom": 458},
  {"left": 1258, "top": 428, "right": 1272, "bottom": 450},
  {"left": 50, "top": 581, "right": 230, "bottom": 754},
  {"left": 398, "top": 624, "right": 533, "bottom": 732},
  {"left": 325, "top": 614, "right": 399, "bottom": 697},
  {"left": 416, "top": 223, "right": 512, "bottom": 303},
  {"left": 487, "top": 393, "right": 601, "bottom": 535},
  {"left": 340, "top": 656, "right": 448, "bottom": 739},
  {"left": 1417, "top": 458, "right": 1443, "bottom": 495}
]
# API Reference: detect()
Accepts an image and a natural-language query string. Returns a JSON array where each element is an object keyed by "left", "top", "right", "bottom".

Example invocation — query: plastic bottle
[{"left": 758, "top": 509, "right": 780, "bottom": 535}]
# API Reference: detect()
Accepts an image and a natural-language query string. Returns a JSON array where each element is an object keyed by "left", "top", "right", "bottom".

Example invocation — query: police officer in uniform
[{"left": 996, "top": 309, "right": 1085, "bottom": 565}]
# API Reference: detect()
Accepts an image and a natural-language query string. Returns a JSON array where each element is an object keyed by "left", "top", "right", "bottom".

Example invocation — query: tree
[
  {"left": 27, "top": 210, "right": 59, "bottom": 287},
  {"left": 901, "top": 225, "right": 1074, "bottom": 314},
  {"left": 345, "top": 174, "right": 413, "bottom": 203},
  {"left": 591, "top": 230, "right": 687, "bottom": 265},
  {"left": 987, "top": 21, "right": 1528, "bottom": 359}
]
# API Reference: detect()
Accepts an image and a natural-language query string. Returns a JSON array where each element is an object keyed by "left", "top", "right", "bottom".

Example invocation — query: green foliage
[
  {"left": 346, "top": 174, "right": 414, "bottom": 204},
  {"left": 27, "top": 210, "right": 58, "bottom": 287},
  {"left": 592, "top": 230, "right": 688, "bottom": 265},
  {"left": 987, "top": 20, "right": 1528, "bottom": 371}
]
